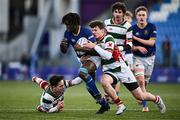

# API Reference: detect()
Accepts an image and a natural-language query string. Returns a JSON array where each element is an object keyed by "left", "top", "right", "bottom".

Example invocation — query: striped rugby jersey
[
  {"left": 97, "top": 34, "right": 123, "bottom": 73},
  {"left": 104, "top": 19, "right": 132, "bottom": 56},
  {"left": 40, "top": 80, "right": 68, "bottom": 110}
]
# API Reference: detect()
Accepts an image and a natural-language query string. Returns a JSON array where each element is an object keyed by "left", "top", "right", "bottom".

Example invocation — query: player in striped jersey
[
  {"left": 32, "top": 75, "right": 68, "bottom": 113},
  {"left": 132, "top": 6, "right": 157, "bottom": 112},
  {"left": 104, "top": 2, "right": 132, "bottom": 103},
  {"left": 84, "top": 20, "right": 166, "bottom": 115}
]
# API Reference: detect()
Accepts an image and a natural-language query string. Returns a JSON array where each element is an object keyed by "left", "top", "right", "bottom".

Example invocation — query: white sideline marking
[{"left": 0, "top": 108, "right": 179, "bottom": 112}]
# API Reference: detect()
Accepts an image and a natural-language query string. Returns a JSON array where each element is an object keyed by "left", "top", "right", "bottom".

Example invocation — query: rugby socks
[
  {"left": 142, "top": 100, "right": 147, "bottom": 107},
  {"left": 154, "top": 96, "right": 160, "bottom": 104},
  {"left": 85, "top": 76, "right": 100, "bottom": 96},
  {"left": 114, "top": 98, "right": 123, "bottom": 106}
]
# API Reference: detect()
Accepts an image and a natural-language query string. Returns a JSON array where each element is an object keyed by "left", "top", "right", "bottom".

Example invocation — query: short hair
[
  {"left": 49, "top": 75, "right": 64, "bottom": 87},
  {"left": 125, "top": 11, "right": 133, "bottom": 18},
  {"left": 135, "top": 6, "right": 148, "bottom": 15},
  {"left": 111, "top": 2, "right": 126, "bottom": 14},
  {"left": 89, "top": 20, "right": 105, "bottom": 29},
  {"left": 62, "top": 12, "right": 80, "bottom": 26}
]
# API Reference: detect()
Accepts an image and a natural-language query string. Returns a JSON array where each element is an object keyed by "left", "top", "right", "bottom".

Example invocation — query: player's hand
[
  {"left": 57, "top": 100, "right": 64, "bottom": 111},
  {"left": 83, "top": 41, "right": 96, "bottom": 49},
  {"left": 60, "top": 39, "right": 68, "bottom": 53},
  {"left": 74, "top": 43, "right": 83, "bottom": 51},
  {"left": 80, "top": 55, "right": 91, "bottom": 62},
  {"left": 137, "top": 46, "right": 148, "bottom": 54}
]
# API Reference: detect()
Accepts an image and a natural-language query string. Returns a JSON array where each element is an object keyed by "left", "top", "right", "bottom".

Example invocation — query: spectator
[
  {"left": 20, "top": 53, "right": 30, "bottom": 80},
  {"left": 162, "top": 34, "right": 171, "bottom": 67}
]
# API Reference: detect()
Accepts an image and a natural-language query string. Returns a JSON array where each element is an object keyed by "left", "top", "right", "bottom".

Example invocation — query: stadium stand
[{"left": 149, "top": 0, "right": 180, "bottom": 67}]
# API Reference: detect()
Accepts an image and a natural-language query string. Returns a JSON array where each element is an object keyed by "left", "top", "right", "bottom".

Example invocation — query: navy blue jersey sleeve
[{"left": 150, "top": 24, "right": 157, "bottom": 38}]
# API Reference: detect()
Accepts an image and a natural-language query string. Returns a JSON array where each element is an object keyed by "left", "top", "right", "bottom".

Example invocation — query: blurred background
[{"left": 0, "top": 0, "right": 180, "bottom": 83}]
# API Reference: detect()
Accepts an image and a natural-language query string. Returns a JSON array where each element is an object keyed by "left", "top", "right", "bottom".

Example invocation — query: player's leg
[
  {"left": 128, "top": 85, "right": 166, "bottom": 114},
  {"left": 101, "top": 73, "right": 126, "bottom": 115},
  {"left": 79, "top": 60, "right": 109, "bottom": 114},
  {"left": 114, "top": 81, "right": 120, "bottom": 97},
  {"left": 120, "top": 63, "right": 166, "bottom": 114},
  {"left": 32, "top": 76, "right": 49, "bottom": 90},
  {"left": 143, "top": 55, "right": 155, "bottom": 112},
  {"left": 105, "top": 79, "right": 121, "bottom": 104},
  {"left": 134, "top": 56, "right": 148, "bottom": 111}
]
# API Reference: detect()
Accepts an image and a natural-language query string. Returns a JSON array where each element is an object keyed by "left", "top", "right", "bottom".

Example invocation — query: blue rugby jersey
[
  {"left": 132, "top": 23, "right": 157, "bottom": 57},
  {"left": 64, "top": 26, "right": 96, "bottom": 46}
]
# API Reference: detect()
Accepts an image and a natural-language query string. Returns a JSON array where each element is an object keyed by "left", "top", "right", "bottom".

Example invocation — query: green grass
[{"left": 0, "top": 81, "right": 180, "bottom": 120}]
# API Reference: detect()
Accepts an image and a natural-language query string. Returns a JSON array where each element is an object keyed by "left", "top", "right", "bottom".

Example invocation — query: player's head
[
  {"left": 111, "top": 2, "right": 127, "bottom": 20},
  {"left": 49, "top": 75, "right": 65, "bottom": 94},
  {"left": 124, "top": 11, "right": 133, "bottom": 23},
  {"left": 89, "top": 20, "right": 106, "bottom": 40},
  {"left": 135, "top": 6, "right": 148, "bottom": 24},
  {"left": 62, "top": 12, "right": 80, "bottom": 34}
]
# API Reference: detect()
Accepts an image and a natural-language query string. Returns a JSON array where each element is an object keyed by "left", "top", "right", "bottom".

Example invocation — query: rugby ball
[{"left": 76, "top": 37, "right": 88, "bottom": 56}]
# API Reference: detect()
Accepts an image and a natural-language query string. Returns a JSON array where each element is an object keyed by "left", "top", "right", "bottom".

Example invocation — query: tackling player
[
  {"left": 84, "top": 20, "right": 166, "bottom": 115},
  {"left": 32, "top": 75, "right": 68, "bottom": 113}
]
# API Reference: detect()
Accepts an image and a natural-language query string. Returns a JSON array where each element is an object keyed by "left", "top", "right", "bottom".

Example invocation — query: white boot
[{"left": 116, "top": 104, "right": 126, "bottom": 115}]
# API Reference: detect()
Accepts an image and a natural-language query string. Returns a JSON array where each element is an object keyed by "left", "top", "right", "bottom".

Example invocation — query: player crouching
[{"left": 32, "top": 75, "right": 69, "bottom": 113}]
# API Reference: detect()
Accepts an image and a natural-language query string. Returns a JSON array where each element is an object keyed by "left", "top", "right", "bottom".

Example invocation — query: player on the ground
[
  {"left": 84, "top": 20, "right": 166, "bottom": 115},
  {"left": 32, "top": 75, "right": 68, "bottom": 113},
  {"left": 60, "top": 12, "right": 109, "bottom": 114},
  {"left": 132, "top": 6, "right": 157, "bottom": 112},
  {"left": 104, "top": 2, "right": 132, "bottom": 102}
]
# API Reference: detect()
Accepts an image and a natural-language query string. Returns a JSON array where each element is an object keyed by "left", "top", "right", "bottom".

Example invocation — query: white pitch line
[{"left": 0, "top": 108, "right": 179, "bottom": 111}]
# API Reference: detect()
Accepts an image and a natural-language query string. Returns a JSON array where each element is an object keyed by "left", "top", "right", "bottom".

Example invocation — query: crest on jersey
[
  {"left": 144, "top": 30, "right": 148, "bottom": 35},
  {"left": 105, "top": 41, "right": 114, "bottom": 49},
  {"left": 135, "top": 32, "right": 140, "bottom": 36},
  {"left": 71, "top": 39, "right": 76, "bottom": 43}
]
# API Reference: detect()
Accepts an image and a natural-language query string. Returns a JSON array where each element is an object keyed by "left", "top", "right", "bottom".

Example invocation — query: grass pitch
[{"left": 0, "top": 80, "right": 180, "bottom": 120}]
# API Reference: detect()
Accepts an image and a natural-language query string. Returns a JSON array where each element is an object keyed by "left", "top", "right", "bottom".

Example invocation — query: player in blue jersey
[
  {"left": 132, "top": 6, "right": 157, "bottom": 112},
  {"left": 60, "top": 12, "right": 109, "bottom": 114}
]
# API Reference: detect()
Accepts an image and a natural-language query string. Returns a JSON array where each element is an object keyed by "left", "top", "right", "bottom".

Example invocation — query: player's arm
[
  {"left": 132, "top": 46, "right": 148, "bottom": 54},
  {"left": 133, "top": 24, "right": 157, "bottom": 47},
  {"left": 84, "top": 39, "right": 114, "bottom": 60},
  {"left": 74, "top": 43, "right": 99, "bottom": 56},
  {"left": 133, "top": 36, "right": 156, "bottom": 46},
  {"left": 48, "top": 100, "right": 64, "bottom": 113}
]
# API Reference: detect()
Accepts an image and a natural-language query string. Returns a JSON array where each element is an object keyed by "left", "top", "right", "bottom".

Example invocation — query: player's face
[
  {"left": 124, "top": 15, "right": 132, "bottom": 23},
  {"left": 65, "top": 24, "right": 79, "bottom": 34},
  {"left": 91, "top": 26, "right": 105, "bottom": 40},
  {"left": 52, "top": 80, "right": 65, "bottom": 94},
  {"left": 136, "top": 10, "right": 147, "bottom": 24},
  {"left": 113, "top": 9, "right": 124, "bottom": 23}
]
